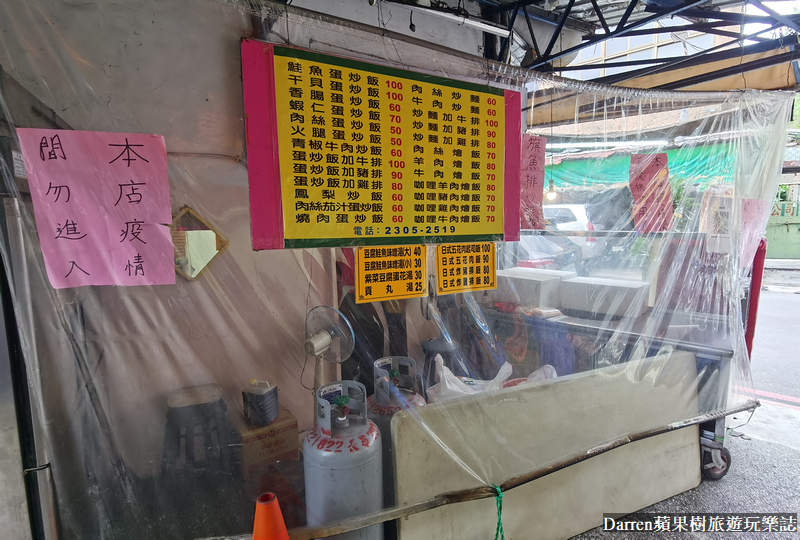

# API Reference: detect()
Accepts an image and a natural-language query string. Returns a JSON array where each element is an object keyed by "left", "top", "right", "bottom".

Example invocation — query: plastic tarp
[{"left": 0, "top": 1, "right": 792, "bottom": 539}]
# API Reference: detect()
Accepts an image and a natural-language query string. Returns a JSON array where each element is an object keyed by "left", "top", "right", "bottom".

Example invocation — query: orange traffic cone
[{"left": 253, "top": 492, "right": 290, "bottom": 540}]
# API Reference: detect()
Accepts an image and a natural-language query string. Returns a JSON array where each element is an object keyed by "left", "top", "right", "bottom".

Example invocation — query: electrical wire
[{"left": 167, "top": 151, "right": 248, "bottom": 170}]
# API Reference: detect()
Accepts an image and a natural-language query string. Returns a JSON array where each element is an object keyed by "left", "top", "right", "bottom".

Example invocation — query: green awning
[{"left": 546, "top": 143, "right": 734, "bottom": 188}]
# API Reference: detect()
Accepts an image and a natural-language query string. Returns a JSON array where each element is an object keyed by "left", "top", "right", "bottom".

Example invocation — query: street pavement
[
  {"left": 575, "top": 268, "right": 800, "bottom": 539},
  {"left": 761, "top": 259, "right": 800, "bottom": 294}
]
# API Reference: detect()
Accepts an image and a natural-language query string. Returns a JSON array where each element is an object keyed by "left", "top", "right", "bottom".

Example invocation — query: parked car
[
  {"left": 542, "top": 204, "right": 605, "bottom": 258},
  {"left": 514, "top": 231, "right": 586, "bottom": 275}
]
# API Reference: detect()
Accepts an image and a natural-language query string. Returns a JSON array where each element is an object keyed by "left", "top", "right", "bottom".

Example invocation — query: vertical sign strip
[
  {"left": 241, "top": 40, "right": 284, "bottom": 250},
  {"left": 504, "top": 90, "right": 522, "bottom": 242},
  {"left": 520, "top": 134, "right": 547, "bottom": 230}
]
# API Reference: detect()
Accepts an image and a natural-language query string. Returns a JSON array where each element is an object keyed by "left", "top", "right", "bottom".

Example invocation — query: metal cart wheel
[{"left": 702, "top": 447, "right": 731, "bottom": 481}]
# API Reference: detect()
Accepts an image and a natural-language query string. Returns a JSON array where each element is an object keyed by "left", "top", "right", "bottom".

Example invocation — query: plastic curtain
[{"left": 0, "top": 1, "right": 792, "bottom": 539}]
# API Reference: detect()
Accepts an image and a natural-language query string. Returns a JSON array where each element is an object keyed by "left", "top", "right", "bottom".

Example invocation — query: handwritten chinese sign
[
  {"left": 16, "top": 129, "right": 174, "bottom": 289},
  {"left": 355, "top": 245, "right": 427, "bottom": 303},
  {"left": 436, "top": 242, "right": 496, "bottom": 296},
  {"left": 520, "top": 134, "right": 546, "bottom": 230},
  {"left": 629, "top": 153, "right": 673, "bottom": 233},
  {"left": 241, "top": 41, "right": 522, "bottom": 249}
]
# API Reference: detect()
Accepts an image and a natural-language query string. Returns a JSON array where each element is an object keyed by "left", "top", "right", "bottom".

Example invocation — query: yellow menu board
[
  {"left": 272, "top": 46, "right": 506, "bottom": 248},
  {"left": 355, "top": 245, "right": 427, "bottom": 303},
  {"left": 436, "top": 242, "right": 496, "bottom": 295}
]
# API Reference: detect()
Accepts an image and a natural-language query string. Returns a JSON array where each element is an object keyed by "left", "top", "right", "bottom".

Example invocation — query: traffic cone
[{"left": 252, "top": 492, "right": 290, "bottom": 540}]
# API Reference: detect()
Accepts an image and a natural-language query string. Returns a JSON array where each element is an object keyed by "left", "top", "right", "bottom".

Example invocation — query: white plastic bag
[
  {"left": 527, "top": 364, "right": 558, "bottom": 382},
  {"left": 426, "top": 354, "right": 513, "bottom": 403}
]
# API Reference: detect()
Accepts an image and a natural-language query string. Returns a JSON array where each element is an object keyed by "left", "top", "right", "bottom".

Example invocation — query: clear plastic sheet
[{"left": 0, "top": 1, "right": 792, "bottom": 539}]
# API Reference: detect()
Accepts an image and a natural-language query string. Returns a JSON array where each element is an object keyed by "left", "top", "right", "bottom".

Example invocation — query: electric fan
[{"left": 304, "top": 306, "right": 356, "bottom": 395}]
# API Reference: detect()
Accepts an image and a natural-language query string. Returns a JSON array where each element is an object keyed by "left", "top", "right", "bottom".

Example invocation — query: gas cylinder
[
  {"left": 366, "top": 357, "right": 426, "bottom": 509},
  {"left": 304, "top": 380, "right": 383, "bottom": 540}
]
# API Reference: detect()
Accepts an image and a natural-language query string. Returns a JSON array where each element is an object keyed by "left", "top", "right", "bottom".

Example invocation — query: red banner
[
  {"left": 520, "top": 134, "right": 546, "bottom": 230},
  {"left": 629, "top": 153, "right": 673, "bottom": 233}
]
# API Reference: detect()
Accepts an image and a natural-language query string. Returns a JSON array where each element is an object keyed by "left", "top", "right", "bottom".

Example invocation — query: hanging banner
[
  {"left": 629, "top": 153, "right": 674, "bottom": 233},
  {"left": 16, "top": 128, "right": 175, "bottom": 289},
  {"left": 241, "top": 41, "right": 521, "bottom": 250},
  {"left": 355, "top": 245, "right": 427, "bottom": 303},
  {"left": 520, "top": 134, "right": 546, "bottom": 230},
  {"left": 435, "top": 242, "right": 496, "bottom": 295}
]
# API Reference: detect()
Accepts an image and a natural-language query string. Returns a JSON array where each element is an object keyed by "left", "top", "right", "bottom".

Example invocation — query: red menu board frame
[{"left": 241, "top": 40, "right": 521, "bottom": 250}]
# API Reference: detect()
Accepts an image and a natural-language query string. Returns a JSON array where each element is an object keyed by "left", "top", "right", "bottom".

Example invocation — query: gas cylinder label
[
  {"left": 306, "top": 422, "right": 380, "bottom": 453},
  {"left": 319, "top": 383, "right": 343, "bottom": 403}
]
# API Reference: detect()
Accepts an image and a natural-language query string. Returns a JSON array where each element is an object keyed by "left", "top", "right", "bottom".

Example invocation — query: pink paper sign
[
  {"left": 740, "top": 198, "right": 768, "bottom": 268},
  {"left": 629, "top": 153, "right": 673, "bottom": 233},
  {"left": 16, "top": 129, "right": 175, "bottom": 289},
  {"left": 520, "top": 135, "right": 546, "bottom": 230}
]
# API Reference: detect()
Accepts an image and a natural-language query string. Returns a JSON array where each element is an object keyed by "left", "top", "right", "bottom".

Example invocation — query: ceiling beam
[
  {"left": 615, "top": 0, "right": 640, "bottom": 31},
  {"left": 749, "top": 0, "right": 800, "bottom": 33},
  {"left": 603, "top": 20, "right": 747, "bottom": 38},
  {"left": 591, "top": 27, "right": 785, "bottom": 84},
  {"left": 589, "top": 0, "right": 610, "bottom": 33},
  {"left": 556, "top": 55, "right": 685, "bottom": 70},
  {"left": 528, "top": 0, "right": 709, "bottom": 69},
  {"left": 668, "top": 9, "right": 776, "bottom": 23},
  {"left": 543, "top": 0, "right": 577, "bottom": 58},
  {"left": 654, "top": 48, "right": 800, "bottom": 89},
  {"left": 490, "top": 0, "right": 542, "bottom": 12},
  {"left": 703, "top": 27, "right": 767, "bottom": 41},
  {"left": 497, "top": 2, "right": 522, "bottom": 61},
  {"left": 519, "top": 1, "right": 597, "bottom": 32},
  {"left": 522, "top": 5, "right": 543, "bottom": 59}
]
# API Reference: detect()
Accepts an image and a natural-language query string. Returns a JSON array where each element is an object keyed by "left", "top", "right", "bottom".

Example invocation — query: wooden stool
[{"left": 161, "top": 384, "right": 235, "bottom": 474}]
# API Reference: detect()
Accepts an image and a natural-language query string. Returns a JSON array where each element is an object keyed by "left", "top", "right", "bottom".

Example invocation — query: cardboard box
[
  {"left": 230, "top": 406, "right": 299, "bottom": 478},
  {"left": 560, "top": 276, "right": 650, "bottom": 318}
]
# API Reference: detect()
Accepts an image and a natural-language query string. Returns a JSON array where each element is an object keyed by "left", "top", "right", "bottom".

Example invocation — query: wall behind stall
[
  {"left": 0, "top": 0, "right": 342, "bottom": 480},
  {"left": 0, "top": 0, "right": 458, "bottom": 484}
]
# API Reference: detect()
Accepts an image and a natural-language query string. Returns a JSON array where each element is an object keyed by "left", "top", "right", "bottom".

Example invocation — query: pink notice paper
[
  {"left": 520, "top": 134, "right": 546, "bottom": 230},
  {"left": 16, "top": 128, "right": 175, "bottom": 289},
  {"left": 740, "top": 198, "right": 768, "bottom": 268},
  {"left": 629, "top": 153, "right": 673, "bottom": 233}
]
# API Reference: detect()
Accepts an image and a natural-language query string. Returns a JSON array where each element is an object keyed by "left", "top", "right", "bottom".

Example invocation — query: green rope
[{"left": 493, "top": 485, "right": 504, "bottom": 540}]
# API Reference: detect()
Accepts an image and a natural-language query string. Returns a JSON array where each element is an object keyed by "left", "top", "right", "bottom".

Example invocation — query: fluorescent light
[
  {"left": 545, "top": 140, "right": 670, "bottom": 149},
  {"left": 404, "top": 4, "right": 513, "bottom": 37}
]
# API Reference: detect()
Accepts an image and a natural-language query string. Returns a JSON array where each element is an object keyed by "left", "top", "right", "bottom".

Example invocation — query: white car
[{"left": 542, "top": 204, "right": 604, "bottom": 258}]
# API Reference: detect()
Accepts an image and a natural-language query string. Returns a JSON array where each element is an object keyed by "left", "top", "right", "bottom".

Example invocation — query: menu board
[
  {"left": 355, "top": 245, "right": 427, "bottom": 304},
  {"left": 435, "top": 242, "right": 496, "bottom": 296},
  {"left": 241, "top": 41, "right": 521, "bottom": 250}
]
